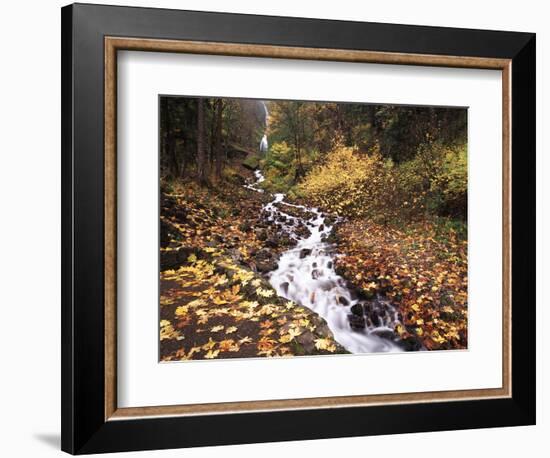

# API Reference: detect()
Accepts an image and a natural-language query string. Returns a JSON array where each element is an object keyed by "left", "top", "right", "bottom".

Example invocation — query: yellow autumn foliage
[
  {"left": 298, "top": 145, "right": 388, "bottom": 219},
  {"left": 298, "top": 142, "right": 467, "bottom": 223}
]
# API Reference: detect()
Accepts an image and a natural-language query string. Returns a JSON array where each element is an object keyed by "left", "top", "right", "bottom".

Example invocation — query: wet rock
[
  {"left": 350, "top": 303, "right": 363, "bottom": 316},
  {"left": 299, "top": 248, "right": 312, "bottom": 259},
  {"left": 329, "top": 233, "right": 340, "bottom": 244},
  {"left": 227, "top": 248, "right": 244, "bottom": 263},
  {"left": 400, "top": 336, "right": 423, "bottom": 351},
  {"left": 265, "top": 238, "right": 279, "bottom": 248},
  {"left": 348, "top": 314, "right": 366, "bottom": 330},
  {"left": 280, "top": 282, "right": 289, "bottom": 295},
  {"left": 327, "top": 261, "right": 333, "bottom": 269},
  {"left": 160, "top": 246, "right": 196, "bottom": 270},
  {"left": 296, "top": 332, "right": 315, "bottom": 353},
  {"left": 256, "top": 259, "right": 278, "bottom": 273},
  {"left": 255, "top": 248, "right": 277, "bottom": 273},
  {"left": 255, "top": 229, "right": 267, "bottom": 241},
  {"left": 369, "top": 312, "right": 381, "bottom": 327},
  {"left": 318, "top": 224, "right": 324, "bottom": 232},
  {"left": 358, "top": 288, "right": 375, "bottom": 300},
  {"left": 311, "top": 269, "right": 321, "bottom": 279},
  {"left": 256, "top": 248, "right": 273, "bottom": 259},
  {"left": 238, "top": 222, "right": 252, "bottom": 232},
  {"left": 338, "top": 296, "right": 350, "bottom": 306},
  {"left": 279, "top": 236, "right": 292, "bottom": 247},
  {"left": 295, "top": 224, "right": 311, "bottom": 239},
  {"left": 371, "top": 329, "right": 396, "bottom": 340},
  {"left": 160, "top": 219, "right": 173, "bottom": 247}
]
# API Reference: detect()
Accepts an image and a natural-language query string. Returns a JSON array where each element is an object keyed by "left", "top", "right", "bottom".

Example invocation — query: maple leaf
[
  {"left": 287, "top": 327, "right": 302, "bottom": 338},
  {"left": 225, "top": 326, "right": 238, "bottom": 334},
  {"left": 218, "top": 339, "right": 239, "bottom": 352},
  {"left": 212, "top": 296, "right": 228, "bottom": 305},
  {"left": 314, "top": 338, "right": 332, "bottom": 350},
  {"left": 202, "top": 338, "right": 216, "bottom": 351},
  {"left": 260, "top": 320, "right": 274, "bottom": 329},
  {"left": 175, "top": 305, "right": 189, "bottom": 317},
  {"left": 186, "top": 346, "right": 202, "bottom": 359},
  {"left": 256, "top": 287, "right": 274, "bottom": 298},
  {"left": 204, "top": 349, "right": 220, "bottom": 359},
  {"left": 279, "top": 334, "right": 293, "bottom": 343},
  {"left": 210, "top": 325, "right": 224, "bottom": 332},
  {"left": 257, "top": 337, "right": 276, "bottom": 352},
  {"left": 160, "top": 322, "right": 181, "bottom": 341},
  {"left": 197, "top": 315, "right": 209, "bottom": 325}
]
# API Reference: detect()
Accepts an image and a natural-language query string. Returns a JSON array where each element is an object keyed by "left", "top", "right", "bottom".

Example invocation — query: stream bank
[{"left": 247, "top": 170, "right": 410, "bottom": 354}]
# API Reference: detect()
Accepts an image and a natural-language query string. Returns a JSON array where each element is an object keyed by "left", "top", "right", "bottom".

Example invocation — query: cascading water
[
  {"left": 244, "top": 169, "right": 265, "bottom": 193},
  {"left": 260, "top": 100, "right": 269, "bottom": 126},
  {"left": 245, "top": 171, "right": 403, "bottom": 354},
  {"left": 259, "top": 101, "right": 269, "bottom": 153},
  {"left": 259, "top": 134, "right": 268, "bottom": 153}
]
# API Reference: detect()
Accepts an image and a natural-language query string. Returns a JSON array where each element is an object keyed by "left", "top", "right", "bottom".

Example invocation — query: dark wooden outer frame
[{"left": 62, "top": 3, "right": 536, "bottom": 454}]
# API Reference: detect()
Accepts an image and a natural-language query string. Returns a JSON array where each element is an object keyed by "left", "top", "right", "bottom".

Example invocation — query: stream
[{"left": 246, "top": 170, "right": 403, "bottom": 354}]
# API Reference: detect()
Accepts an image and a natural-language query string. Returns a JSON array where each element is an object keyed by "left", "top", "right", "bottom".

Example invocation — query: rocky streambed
[{"left": 245, "top": 171, "right": 410, "bottom": 354}]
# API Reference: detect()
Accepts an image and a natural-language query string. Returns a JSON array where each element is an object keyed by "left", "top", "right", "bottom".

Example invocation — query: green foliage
[
  {"left": 298, "top": 142, "right": 467, "bottom": 225},
  {"left": 222, "top": 166, "right": 245, "bottom": 185},
  {"left": 242, "top": 154, "right": 260, "bottom": 170},
  {"left": 431, "top": 144, "right": 468, "bottom": 218},
  {"left": 259, "top": 141, "right": 319, "bottom": 193}
]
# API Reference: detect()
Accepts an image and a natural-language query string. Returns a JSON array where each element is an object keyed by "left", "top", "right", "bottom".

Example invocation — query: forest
[{"left": 159, "top": 96, "right": 468, "bottom": 361}]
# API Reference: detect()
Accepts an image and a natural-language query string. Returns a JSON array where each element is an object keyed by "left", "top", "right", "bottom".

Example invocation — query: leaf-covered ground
[
  {"left": 159, "top": 174, "right": 347, "bottom": 361},
  {"left": 334, "top": 220, "right": 468, "bottom": 350},
  {"left": 160, "top": 251, "right": 346, "bottom": 360}
]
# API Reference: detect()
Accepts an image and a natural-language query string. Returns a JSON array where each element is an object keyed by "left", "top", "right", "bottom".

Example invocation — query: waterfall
[
  {"left": 260, "top": 100, "right": 269, "bottom": 126},
  {"left": 259, "top": 134, "right": 268, "bottom": 153},
  {"left": 258, "top": 101, "right": 269, "bottom": 153}
]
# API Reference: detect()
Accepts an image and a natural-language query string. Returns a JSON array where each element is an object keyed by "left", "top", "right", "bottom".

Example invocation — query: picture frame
[{"left": 61, "top": 3, "right": 536, "bottom": 454}]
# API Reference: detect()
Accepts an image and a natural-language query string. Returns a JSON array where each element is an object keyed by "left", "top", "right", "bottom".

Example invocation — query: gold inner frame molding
[{"left": 104, "top": 36, "right": 512, "bottom": 421}]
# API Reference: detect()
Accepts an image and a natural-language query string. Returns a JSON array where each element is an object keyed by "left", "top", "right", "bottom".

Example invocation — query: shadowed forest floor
[{"left": 159, "top": 167, "right": 347, "bottom": 361}]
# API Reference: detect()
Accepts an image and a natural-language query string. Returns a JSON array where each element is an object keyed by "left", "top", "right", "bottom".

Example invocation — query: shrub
[
  {"left": 242, "top": 154, "right": 260, "bottom": 170},
  {"left": 260, "top": 141, "right": 319, "bottom": 193},
  {"left": 298, "top": 145, "right": 388, "bottom": 219},
  {"left": 298, "top": 142, "right": 467, "bottom": 223}
]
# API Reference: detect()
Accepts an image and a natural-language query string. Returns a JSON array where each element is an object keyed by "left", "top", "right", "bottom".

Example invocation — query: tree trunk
[
  {"left": 196, "top": 98, "right": 207, "bottom": 185},
  {"left": 163, "top": 102, "right": 178, "bottom": 178},
  {"left": 214, "top": 99, "right": 223, "bottom": 179}
]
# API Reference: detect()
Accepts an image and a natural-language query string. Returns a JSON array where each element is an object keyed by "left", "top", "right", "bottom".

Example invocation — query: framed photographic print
[{"left": 61, "top": 3, "right": 536, "bottom": 454}]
